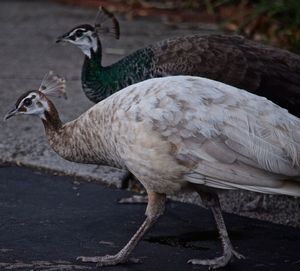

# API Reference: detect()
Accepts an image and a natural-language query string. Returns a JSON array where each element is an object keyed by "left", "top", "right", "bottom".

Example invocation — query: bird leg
[
  {"left": 188, "top": 191, "right": 244, "bottom": 269},
  {"left": 77, "top": 192, "right": 166, "bottom": 267},
  {"left": 241, "top": 194, "right": 268, "bottom": 212}
]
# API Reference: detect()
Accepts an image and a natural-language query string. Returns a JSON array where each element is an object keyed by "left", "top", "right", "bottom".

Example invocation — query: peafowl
[
  {"left": 5, "top": 73, "right": 300, "bottom": 269},
  {"left": 56, "top": 7, "right": 300, "bottom": 118},
  {"left": 56, "top": 7, "right": 300, "bottom": 209}
]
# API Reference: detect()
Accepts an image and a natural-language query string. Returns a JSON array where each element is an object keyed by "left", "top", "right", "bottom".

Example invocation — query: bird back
[{"left": 88, "top": 76, "right": 300, "bottom": 196}]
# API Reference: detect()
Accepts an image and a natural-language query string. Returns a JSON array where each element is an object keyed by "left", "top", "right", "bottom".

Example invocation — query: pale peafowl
[
  {"left": 5, "top": 73, "right": 300, "bottom": 269},
  {"left": 56, "top": 7, "right": 300, "bottom": 209}
]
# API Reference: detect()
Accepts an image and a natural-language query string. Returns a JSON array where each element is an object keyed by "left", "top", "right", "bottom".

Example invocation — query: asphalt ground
[{"left": 0, "top": 165, "right": 299, "bottom": 271}]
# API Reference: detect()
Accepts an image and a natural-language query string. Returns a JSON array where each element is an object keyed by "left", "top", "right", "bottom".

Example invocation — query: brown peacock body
[{"left": 57, "top": 7, "right": 300, "bottom": 117}]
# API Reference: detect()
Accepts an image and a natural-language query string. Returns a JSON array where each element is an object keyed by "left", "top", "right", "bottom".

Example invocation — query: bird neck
[
  {"left": 41, "top": 99, "right": 63, "bottom": 132},
  {"left": 81, "top": 46, "right": 155, "bottom": 103},
  {"left": 83, "top": 38, "right": 103, "bottom": 69},
  {"left": 41, "top": 102, "right": 125, "bottom": 168}
]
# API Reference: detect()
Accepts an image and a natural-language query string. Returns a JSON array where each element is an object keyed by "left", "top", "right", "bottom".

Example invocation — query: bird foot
[
  {"left": 76, "top": 254, "right": 140, "bottom": 267},
  {"left": 241, "top": 195, "right": 268, "bottom": 212},
  {"left": 188, "top": 249, "right": 245, "bottom": 269}
]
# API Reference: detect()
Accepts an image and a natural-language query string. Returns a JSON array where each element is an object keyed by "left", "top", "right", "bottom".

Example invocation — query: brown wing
[{"left": 151, "top": 34, "right": 300, "bottom": 117}]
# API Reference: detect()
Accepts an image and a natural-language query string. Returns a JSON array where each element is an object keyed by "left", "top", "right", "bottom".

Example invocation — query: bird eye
[
  {"left": 75, "top": 30, "right": 84, "bottom": 37},
  {"left": 23, "top": 98, "right": 32, "bottom": 107}
]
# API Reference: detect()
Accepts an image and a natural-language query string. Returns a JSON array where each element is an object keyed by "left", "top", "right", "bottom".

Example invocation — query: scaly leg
[
  {"left": 188, "top": 192, "right": 244, "bottom": 269},
  {"left": 77, "top": 192, "right": 166, "bottom": 267}
]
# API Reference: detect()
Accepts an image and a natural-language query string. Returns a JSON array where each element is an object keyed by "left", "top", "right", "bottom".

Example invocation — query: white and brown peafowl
[
  {"left": 5, "top": 73, "right": 300, "bottom": 269},
  {"left": 56, "top": 7, "right": 300, "bottom": 118},
  {"left": 56, "top": 7, "right": 300, "bottom": 209}
]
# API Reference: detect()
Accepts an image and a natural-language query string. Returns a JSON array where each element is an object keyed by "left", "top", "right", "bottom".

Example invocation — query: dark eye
[
  {"left": 75, "top": 30, "right": 84, "bottom": 37},
  {"left": 23, "top": 98, "right": 32, "bottom": 107}
]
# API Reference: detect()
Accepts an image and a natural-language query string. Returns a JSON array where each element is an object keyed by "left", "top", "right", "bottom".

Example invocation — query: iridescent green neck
[{"left": 81, "top": 39, "right": 155, "bottom": 103}]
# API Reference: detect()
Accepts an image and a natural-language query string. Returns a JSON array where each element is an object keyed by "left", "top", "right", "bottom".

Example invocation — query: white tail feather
[{"left": 185, "top": 171, "right": 300, "bottom": 197}]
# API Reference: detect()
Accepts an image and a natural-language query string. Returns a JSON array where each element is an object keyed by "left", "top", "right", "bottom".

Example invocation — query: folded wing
[{"left": 141, "top": 76, "right": 300, "bottom": 196}]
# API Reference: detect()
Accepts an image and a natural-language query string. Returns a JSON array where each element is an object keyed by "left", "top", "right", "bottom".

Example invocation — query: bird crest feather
[
  {"left": 94, "top": 6, "right": 120, "bottom": 40},
  {"left": 39, "top": 71, "right": 67, "bottom": 99}
]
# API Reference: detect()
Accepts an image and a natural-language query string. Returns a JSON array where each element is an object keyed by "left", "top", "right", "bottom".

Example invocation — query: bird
[
  {"left": 56, "top": 7, "right": 300, "bottom": 210},
  {"left": 5, "top": 73, "right": 300, "bottom": 269},
  {"left": 56, "top": 7, "right": 300, "bottom": 118}
]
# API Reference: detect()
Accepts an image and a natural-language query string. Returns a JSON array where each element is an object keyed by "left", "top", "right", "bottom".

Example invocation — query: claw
[
  {"left": 232, "top": 250, "right": 245, "bottom": 260},
  {"left": 188, "top": 248, "right": 244, "bottom": 269},
  {"left": 188, "top": 256, "right": 228, "bottom": 270},
  {"left": 76, "top": 254, "right": 141, "bottom": 267},
  {"left": 76, "top": 256, "right": 102, "bottom": 263},
  {"left": 128, "top": 257, "right": 142, "bottom": 264}
]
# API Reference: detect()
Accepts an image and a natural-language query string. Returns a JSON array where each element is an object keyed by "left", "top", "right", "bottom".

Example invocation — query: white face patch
[
  {"left": 18, "top": 92, "right": 49, "bottom": 119},
  {"left": 67, "top": 29, "right": 98, "bottom": 58}
]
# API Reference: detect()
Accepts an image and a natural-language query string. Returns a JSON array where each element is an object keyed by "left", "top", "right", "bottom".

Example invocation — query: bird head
[
  {"left": 56, "top": 24, "right": 98, "bottom": 58},
  {"left": 4, "top": 91, "right": 49, "bottom": 120},
  {"left": 56, "top": 7, "right": 119, "bottom": 58},
  {"left": 4, "top": 72, "right": 66, "bottom": 121}
]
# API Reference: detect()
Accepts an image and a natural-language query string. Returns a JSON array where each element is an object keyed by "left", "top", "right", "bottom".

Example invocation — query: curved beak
[{"left": 4, "top": 108, "right": 18, "bottom": 121}]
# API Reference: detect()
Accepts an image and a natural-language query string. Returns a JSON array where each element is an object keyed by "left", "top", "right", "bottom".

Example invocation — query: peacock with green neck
[
  {"left": 81, "top": 39, "right": 155, "bottom": 103},
  {"left": 56, "top": 7, "right": 300, "bottom": 117}
]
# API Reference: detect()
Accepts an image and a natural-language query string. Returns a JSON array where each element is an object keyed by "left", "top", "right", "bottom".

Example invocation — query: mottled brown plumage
[
  {"left": 57, "top": 8, "right": 300, "bottom": 118},
  {"left": 152, "top": 35, "right": 300, "bottom": 117},
  {"left": 5, "top": 75, "right": 300, "bottom": 269}
]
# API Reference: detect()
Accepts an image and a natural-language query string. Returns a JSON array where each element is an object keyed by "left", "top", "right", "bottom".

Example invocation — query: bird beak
[
  {"left": 3, "top": 108, "right": 19, "bottom": 121},
  {"left": 56, "top": 34, "right": 68, "bottom": 43}
]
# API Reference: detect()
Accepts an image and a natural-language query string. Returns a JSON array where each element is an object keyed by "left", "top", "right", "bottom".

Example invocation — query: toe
[
  {"left": 188, "top": 257, "right": 223, "bottom": 267},
  {"left": 76, "top": 256, "right": 102, "bottom": 263},
  {"left": 188, "top": 255, "right": 230, "bottom": 269},
  {"left": 233, "top": 250, "right": 245, "bottom": 260},
  {"left": 96, "top": 254, "right": 125, "bottom": 267}
]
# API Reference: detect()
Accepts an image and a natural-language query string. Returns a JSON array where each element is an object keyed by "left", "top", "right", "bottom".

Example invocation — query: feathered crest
[
  {"left": 39, "top": 71, "right": 67, "bottom": 99},
  {"left": 94, "top": 6, "right": 120, "bottom": 40}
]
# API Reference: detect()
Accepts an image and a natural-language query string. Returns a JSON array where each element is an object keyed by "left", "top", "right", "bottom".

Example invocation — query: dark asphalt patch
[{"left": 0, "top": 165, "right": 299, "bottom": 270}]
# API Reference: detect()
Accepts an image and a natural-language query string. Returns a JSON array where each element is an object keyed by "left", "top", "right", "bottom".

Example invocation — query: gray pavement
[
  {"left": 0, "top": 165, "right": 299, "bottom": 271},
  {"left": 0, "top": 0, "right": 299, "bottom": 227}
]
